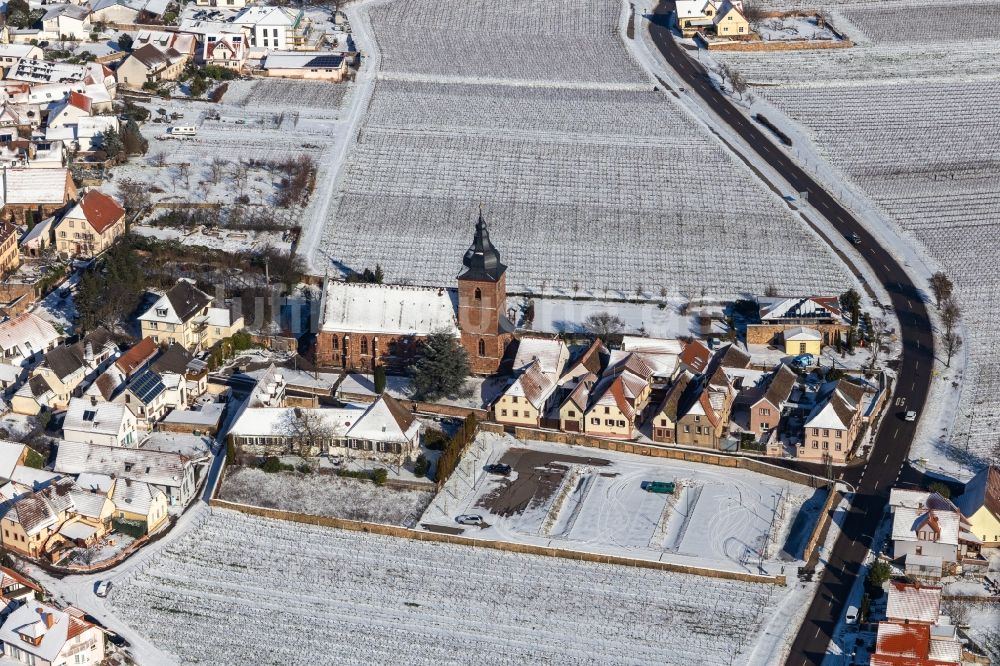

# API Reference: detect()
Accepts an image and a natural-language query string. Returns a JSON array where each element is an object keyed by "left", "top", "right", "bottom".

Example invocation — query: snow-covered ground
[
  {"left": 420, "top": 434, "right": 826, "bottom": 575},
  {"left": 310, "top": 0, "right": 855, "bottom": 299},
  {"left": 754, "top": 15, "right": 840, "bottom": 42},
  {"left": 107, "top": 507, "right": 789, "bottom": 665},
  {"left": 219, "top": 467, "right": 434, "bottom": 527},
  {"left": 132, "top": 224, "right": 294, "bottom": 255}
]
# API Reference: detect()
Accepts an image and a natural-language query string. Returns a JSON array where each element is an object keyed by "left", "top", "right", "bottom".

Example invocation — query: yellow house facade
[
  {"left": 53, "top": 190, "right": 126, "bottom": 259},
  {"left": 784, "top": 326, "right": 823, "bottom": 356},
  {"left": 112, "top": 480, "right": 169, "bottom": 534},
  {"left": 493, "top": 360, "right": 556, "bottom": 428},
  {"left": 714, "top": 1, "right": 751, "bottom": 37},
  {"left": 955, "top": 467, "right": 1000, "bottom": 546},
  {"left": 138, "top": 279, "right": 245, "bottom": 352},
  {"left": 0, "top": 223, "right": 20, "bottom": 276}
]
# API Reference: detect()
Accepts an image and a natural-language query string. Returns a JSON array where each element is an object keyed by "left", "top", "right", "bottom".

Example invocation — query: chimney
[{"left": 90, "top": 395, "right": 97, "bottom": 406}]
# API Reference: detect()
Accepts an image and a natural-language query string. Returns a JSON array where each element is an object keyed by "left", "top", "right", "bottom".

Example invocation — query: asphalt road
[{"left": 646, "top": 6, "right": 935, "bottom": 663}]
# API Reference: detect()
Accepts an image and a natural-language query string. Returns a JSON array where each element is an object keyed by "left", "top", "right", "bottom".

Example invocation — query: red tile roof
[
  {"left": 67, "top": 90, "right": 92, "bottom": 113},
  {"left": 886, "top": 582, "right": 941, "bottom": 624},
  {"left": 678, "top": 339, "right": 711, "bottom": 373},
  {"left": 79, "top": 190, "right": 125, "bottom": 234},
  {"left": 872, "top": 621, "right": 959, "bottom": 666},
  {"left": 115, "top": 337, "right": 158, "bottom": 377}
]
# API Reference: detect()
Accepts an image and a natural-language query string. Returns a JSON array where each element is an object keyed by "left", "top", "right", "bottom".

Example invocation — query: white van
[
  {"left": 845, "top": 605, "right": 859, "bottom": 625},
  {"left": 167, "top": 126, "right": 197, "bottom": 137}
]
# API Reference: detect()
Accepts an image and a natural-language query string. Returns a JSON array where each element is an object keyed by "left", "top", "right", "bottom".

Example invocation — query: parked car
[
  {"left": 95, "top": 580, "right": 112, "bottom": 598},
  {"left": 904, "top": 410, "right": 917, "bottom": 422},
  {"left": 845, "top": 605, "right": 859, "bottom": 625},
  {"left": 107, "top": 633, "right": 130, "bottom": 648},
  {"left": 640, "top": 480, "right": 676, "bottom": 494},
  {"left": 484, "top": 463, "right": 512, "bottom": 476},
  {"left": 455, "top": 514, "right": 484, "bottom": 526},
  {"left": 791, "top": 353, "right": 815, "bottom": 368}
]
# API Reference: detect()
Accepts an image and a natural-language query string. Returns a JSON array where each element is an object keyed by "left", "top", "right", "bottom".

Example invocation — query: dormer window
[{"left": 156, "top": 308, "right": 168, "bottom": 317}]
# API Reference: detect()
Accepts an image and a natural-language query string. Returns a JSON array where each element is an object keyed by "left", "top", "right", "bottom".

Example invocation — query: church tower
[{"left": 457, "top": 211, "right": 512, "bottom": 375}]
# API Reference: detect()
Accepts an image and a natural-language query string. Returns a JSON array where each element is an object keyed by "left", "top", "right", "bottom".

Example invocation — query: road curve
[{"left": 644, "top": 5, "right": 935, "bottom": 663}]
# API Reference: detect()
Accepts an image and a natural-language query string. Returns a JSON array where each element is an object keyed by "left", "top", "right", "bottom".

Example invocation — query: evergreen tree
[
  {"left": 123, "top": 119, "right": 148, "bottom": 155},
  {"left": 410, "top": 330, "right": 470, "bottom": 400},
  {"left": 118, "top": 33, "right": 133, "bottom": 52},
  {"left": 374, "top": 365, "right": 386, "bottom": 394}
]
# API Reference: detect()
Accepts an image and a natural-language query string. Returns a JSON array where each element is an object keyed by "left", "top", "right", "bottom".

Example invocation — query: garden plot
[
  {"left": 220, "top": 78, "right": 352, "bottom": 112},
  {"left": 219, "top": 467, "right": 434, "bottom": 527},
  {"left": 420, "top": 437, "right": 824, "bottom": 573},
  {"left": 838, "top": 3, "right": 1000, "bottom": 43},
  {"left": 318, "top": 77, "right": 853, "bottom": 297},
  {"left": 109, "top": 508, "right": 788, "bottom": 665}
]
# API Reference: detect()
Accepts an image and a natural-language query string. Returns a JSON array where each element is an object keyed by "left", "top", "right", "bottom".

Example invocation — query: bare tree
[
  {"left": 730, "top": 69, "right": 749, "bottom": 100},
  {"left": 741, "top": 0, "right": 767, "bottom": 22},
  {"left": 943, "top": 599, "right": 970, "bottom": 627},
  {"left": 150, "top": 151, "right": 167, "bottom": 168},
  {"left": 282, "top": 408, "right": 336, "bottom": 458},
  {"left": 584, "top": 311, "right": 626, "bottom": 339},
  {"left": 868, "top": 316, "right": 886, "bottom": 370},
  {"left": 175, "top": 163, "right": 191, "bottom": 191},
  {"left": 928, "top": 271, "right": 953, "bottom": 310},
  {"left": 208, "top": 157, "right": 228, "bottom": 185},
  {"left": 941, "top": 298, "right": 961, "bottom": 334},
  {"left": 117, "top": 177, "right": 150, "bottom": 216},
  {"left": 943, "top": 328, "right": 962, "bottom": 368}
]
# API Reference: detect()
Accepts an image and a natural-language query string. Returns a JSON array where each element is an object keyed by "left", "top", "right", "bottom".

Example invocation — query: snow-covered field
[
  {"left": 711, "top": 2, "right": 1000, "bottom": 468},
  {"left": 313, "top": 0, "right": 854, "bottom": 298},
  {"left": 219, "top": 467, "right": 434, "bottom": 527},
  {"left": 109, "top": 508, "right": 789, "bottom": 665},
  {"left": 421, "top": 435, "right": 825, "bottom": 574},
  {"left": 132, "top": 224, "right": 294, "bottom": 255}
]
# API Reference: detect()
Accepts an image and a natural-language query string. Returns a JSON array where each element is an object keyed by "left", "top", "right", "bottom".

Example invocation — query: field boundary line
[{"left": 209, "top": 499, "right": 785, "bottom": 586}]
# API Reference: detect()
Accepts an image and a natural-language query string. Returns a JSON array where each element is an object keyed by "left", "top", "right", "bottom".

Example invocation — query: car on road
[
  {"left": 850, "top": 233, "right": 862, "bottom": 245},
  {"left": 484, "top": 463, "right": 512, "bottom": 476},
  {"left": 845, "top": 605, "right": 859, "bottom": 625},
  {"left": 904, "top": 410, "right": 917, "bottom": 422},
  {"left": 95, "top": 580, "right": 112, "bottom": 598}
]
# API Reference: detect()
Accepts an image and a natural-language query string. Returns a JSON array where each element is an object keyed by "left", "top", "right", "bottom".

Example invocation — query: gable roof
[
  {"left": 677, "top": 339, "right": 711, "bottom": 374},
  {"left": 0, "top": 313, "right": 61, "bottom": 357},
  {"left": 126, "top": 369, "right": 166, "bottom": 405},
  {"left": 345, "top": 394, "right": 418, "bottom": 444},
  {"left": 0, "top": 440, "right": 26, "bottom": 481},
  {"left": 805, "top": 378, "right": 866, "bottom": 430},
  {"left": 561, "top": 372, "right": 596, "bottom": 411},
  {"left": 759, "top": 296, "right": 846, "bottom": 323},
  {"left": 150, "top": 343, "right": 194, "bottom": 375},
  {"left": 0, "top": 600, "right": 95, "bottom": 662},
  {"left": 759, "top": 363, "right": 798, "bottom": 408},
  {"left": 885, "top": 583, "right": 941, "bottom": 624},
  {"left": 115, "top": 337, "right": 158, "bottom": 377},
  {"left": 501, "top": 359, "right": 556, "bottom": 410},
  {"left": 954, "top": 465, "right": 1000, "bottom": 520},
  {"left": 54, "top": 439, "right": 190, "bottom": 488},
  {"left": 512, "top": 336, "right": 566, "bottom": 376},
  {"left": 715, "top": 343, "right": 751, "bottom": 369},
  {"left": 69, "top": 189, "right": 124, "bottom": 234},
  {"left": 3, "top": 168, "right": 70, "bottom": 205},
  {"left": 111, "top": 477, "right": 164, "bottom": 517},
  {"left": 62, "top": 397, "right": 130, "bottom": 437},
  {"left": 319, "top": 281, "right": 458, "bottom": 337},
  {"left": 138, "top": 280, "right": 211, "bottom": 326}
]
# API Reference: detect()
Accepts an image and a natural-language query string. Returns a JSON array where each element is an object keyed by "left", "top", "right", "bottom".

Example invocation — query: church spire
[{"left": 459, "top": 209, "right": 506, "bottom": 282}]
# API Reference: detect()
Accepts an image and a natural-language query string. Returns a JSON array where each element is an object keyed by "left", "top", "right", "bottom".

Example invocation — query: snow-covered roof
[
  {"left": 804, "top": 379, "right": 866, "bottom": 431},
  {"left": 58, "top": 520, "right": 97, "bottom": 541},
  {"left": 0, "top": 600, "right": 95, "bottom": 662},
  {"left": 345, "top": 394, "right": 418, "bottom": 444},
  {"left": 6, "top": 465, "right": 59, "bottom": 491},
  {"left": 513, "top": 336, "right": 567, "bottom": 376},
  {"left": 229, "top": 406, "right": 364, "bottom": 439},
  {"left": 954, "top": 465, "right": 999, "bottom": 519},
  {"left": 0, "top": 313, "right": 61, "bottom": 357},
  {"left": 501, "top": 359, "right": 557, "bottom": 410},
  {"left": 3, "top": 168, "right": 68, "bottom": 205},
  {"left": 0, "top": 44, "right": 42, "bottom": 58},
  {"left": 319, "top": 281, "right": 458, "bottom": 336},
  {"left": 784, "top": 326, "right": 822, "bottom": 341},
  {"left": 675, "top": 0, "right": 714, "bottom": 18},
  {"left": 885, "top": 583, "right": 941, "bottom": 624},
  {"left": 0, "top": 440, "right": 25, "bottom": 481},
  {"left": 42, "top": 4, "right": 90, "bottom": 20},
  {"left": 759, "top": 296, "right": 846, "bottom": 323},
  {"left": 111, "top": 478, "right": 163, "bottom": 517},
  {"left": 890, "top": 490, "right": 968, "bottom": 548},
  {"left": 75, "top": 472, "right": 113, "bottom": 494},
  {"left": 62, "top": 397, "right": 130, "bottom": 438},
  {"left": 20, "top": 216, "right": 54, "bottom": 248},
  {"left": 54, "top": 439, "right": 191, "bottom": 488},
  {"left": 233, "top": 5, "right": 300, "bottom": 26},
  {"left": 138, "top": 279, "right": 211, "bottom": 326},
  {"left": 621, "top": 336, "right": 683, "bottom": 356},
  {"left": 161, "top": 403, "right": 225, "bottom": 428},
  {"left": 263, "top": 52, "right": 345, "bottom": 70}
]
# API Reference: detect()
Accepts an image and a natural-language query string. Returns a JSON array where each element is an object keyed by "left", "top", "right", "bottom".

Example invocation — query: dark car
[
  {"left": 484, "top": 463, "right": 512, "bottom": 476},
  {"left": 107, "top": 633, "right": 130, "bottom": 648},
  {"left": 850, "top": 233, "right": 862, "bottom": 245}
]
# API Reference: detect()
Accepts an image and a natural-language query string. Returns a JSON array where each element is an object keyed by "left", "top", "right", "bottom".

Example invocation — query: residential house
[
  {"left": 44, "top": 115, "right": 120, "bottom": 153},
  {"left": 138, "top": 279, "right": 244, "bottom": 352},
  {"left": 53, "top": 189, "right": 126, "bottom": 259},
  {"left": 261, "top": 51, "right": 349, "bottom": 81},
  {"left": 229, "top": 393, "right": 421, "bottom": 460},
  {"left": 110, "top": 478, "right": 167, "bottom": 533},
  {"left": 675, "top": 0, "right": 721, "bottom": 36},
  {"left": 0, "top": 441, "right": 28, "bottom": 482},
  {"left": 0, "top": 313, "right": 62, "bottom": 367},
  {"left": 158, "top": 402, "right": 224, "bottom": 436},
  {"left": 232, "top": 6, "right": 311, "bottom": 52},
  {"left": 62, "top": 397, "right": 138, "bottom": 447},
  {"left": 798, "top": 378, "right": 867, "bottom": 463},
  {"left": 871, "top": 583, "right": 963, "bottom": 666},
  {"left": 116, "top": 44, "right": 187, "bottom": 89},
  {"left": 0, "top": 566, "right": 40, "bottom": 619},
  {"left": 651, "top": 366, "right": 735, "bottom": 449},
  {"left": 746, "top": 363, "right": 798, "bottom": 439},
  {"left": 493, "top": 360, "right": 557, "bottom": 428},
  {"left": 583, "top": 353, "right": 654, "bottom": 439},
  {"left": 0, "top": 45, "right": 43, "bottom": 72},
  {"left": 783, "top": 326, "right": 822, "bottom": 356},
  {"left": 954, "top": 465, "right": 1000, "bottom": 546},
  {"left": 13, "top": 328, "right": 117, "bottom": 413},
  {"left": 18, "top": 216, "right": 55, "bottom": 257},
  {"left": 151, "top": 343, "right": 207, "bottom": 400},
  {"left": 89, "top": 0, "right": 168, "bottom": 24},
  {"left": 0, "top": 223, "right": 20, "bottom": 276},
  {"left": 40, "top": 5, "right": 92, "bottom": 41},
  {"left": 713, "top": 0, "right": 751, "bottom": 38},
  {"left": 889, "top": 488, "right": 983, "bottom": 576},
  {"left": 0, "top": 104, "right": 42, "bottom": 133},
  {"left": 0, "top": 601, "right": 105, "bottom": 666},
  {"left": 114, "top": 337, "right": 158, "bottom": 379},
  {"left": 44, "top": 92, "right": 94, "bottom": 130},
  {"left": 195, "top": 0, "right": 247, "bottom": 8},
  {"left": 557, "top": 338, "right": 606, "bottom": 391},
  {"left": 620, "top": 336, "right": 683, "bottom": 382},
  {"left": 120, "top": 368, "right": 185, "bottom": 423},
  {"left": 675, "top": 338, "right": 712, "bottom": 376},
  {"left": 1, "top": 167, "right": 77, "bottom": 226},
  {"left": 203, "top": 33, "right": 248, "bottom": 70},
  {"left": 132, "top": 30, "right": 197, "bottom": 60},
  {"left": 54, "top": 438, "right": 197, "bottom": 506},
  {"left": 0, "top": 478, "right": 113, "bottom": 558},
  {"left": 746, "top": 296, "right": 851, "bottom": 347},
  {"left": 558, "top": 372, "right": 597, "bottom": 432}
]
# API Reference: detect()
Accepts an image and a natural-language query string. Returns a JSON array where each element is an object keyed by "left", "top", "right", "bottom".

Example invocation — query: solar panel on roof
[
  {"left": 130, "top": 371, "right": 165, "bottom": 403},
  {"left": 305, "top": 55, "right": 343, "bottom": 68}
]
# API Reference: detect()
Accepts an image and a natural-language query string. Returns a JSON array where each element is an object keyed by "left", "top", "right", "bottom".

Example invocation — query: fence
[{"left": 209, "top": 498, "right": 785, "bottom": 586}]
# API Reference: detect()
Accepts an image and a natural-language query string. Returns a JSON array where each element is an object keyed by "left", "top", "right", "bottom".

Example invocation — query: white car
[
  {"left": 95, "top": 580, "right": 112, "bottom": 598},
  {"left": 455, "top": 514, "right": 484, "bottom": 526},
  {"left": 905, "top": 410, "right": 917, "bottom": 422},
  {"left": 845, "top": 605, "right": 859, "bottom": 625}
]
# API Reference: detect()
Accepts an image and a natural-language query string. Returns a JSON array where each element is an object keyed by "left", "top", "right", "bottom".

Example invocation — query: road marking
[
  {"left": 894, "top": 427, "right": 899, "bottom": 438},
  {"left": 814, "top": 627, "right": 821, "bottom": 639},
  {"left": 911, "top": 381, "right": 915, "bottom": 390},
  {"left": 884, "top": 453, "right": 889, "bottom": 464},
  {"left": 908, "top": 299, "right": 913, "bottom": 308}
]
